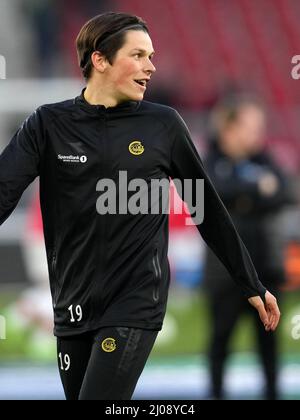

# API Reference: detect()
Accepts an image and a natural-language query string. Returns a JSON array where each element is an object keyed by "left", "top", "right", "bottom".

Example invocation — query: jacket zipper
[
  {"left": 51, "top": 250, "right": 58, "bottom": 305},
  {"left": 152, "top": 249, "right": 162, "bottom": 303}
]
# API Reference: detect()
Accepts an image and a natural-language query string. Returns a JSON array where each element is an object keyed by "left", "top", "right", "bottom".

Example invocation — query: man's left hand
[{"left": 248, "top": 291, "right": 281, "bottom": 332}]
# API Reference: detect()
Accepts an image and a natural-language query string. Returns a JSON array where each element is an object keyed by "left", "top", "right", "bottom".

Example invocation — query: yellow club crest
[
  {"left": 129, "top": 141, "right": 144, "bottom": 156},
  {"left": 101, "top": 338, "right": 116, "bottom": 353}
]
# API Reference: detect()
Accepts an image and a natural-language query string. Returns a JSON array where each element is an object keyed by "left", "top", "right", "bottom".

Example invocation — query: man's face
[
  {"left": 236, "top": 106, "right": 266, "bottom": 154},
  {"left": 221, "top": 105, "right": 266, "bottom": 157},
  {"left": 104, "top": 30, "right": 156, "bottom": 102}
]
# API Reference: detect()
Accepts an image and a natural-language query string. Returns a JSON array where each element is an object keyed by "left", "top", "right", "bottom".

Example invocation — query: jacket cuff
[{"left": 244, "top": 286, "right": 267, "bottom": 303}]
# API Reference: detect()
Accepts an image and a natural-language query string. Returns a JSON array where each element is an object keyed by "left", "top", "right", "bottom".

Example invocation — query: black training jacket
[{"left": 0, "top": 90, "right": 266, "bottom": 336}]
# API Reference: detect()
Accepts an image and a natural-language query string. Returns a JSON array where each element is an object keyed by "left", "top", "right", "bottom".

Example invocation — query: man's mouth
[{"left": 134, "top": 79, "right": 148, "bottom": 88}]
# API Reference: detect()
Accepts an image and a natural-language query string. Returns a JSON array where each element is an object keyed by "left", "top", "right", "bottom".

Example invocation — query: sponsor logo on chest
[{"left": 57, "top": 154, "right": 88, "bottom": 164}]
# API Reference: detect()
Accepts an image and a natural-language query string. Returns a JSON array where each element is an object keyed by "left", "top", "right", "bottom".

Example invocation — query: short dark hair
[
  {"left": 212, "top": 95, "right": 265, "bottom": 133},
  {"left": 76, "top": 12, "right": 149, "bottom": 80}
]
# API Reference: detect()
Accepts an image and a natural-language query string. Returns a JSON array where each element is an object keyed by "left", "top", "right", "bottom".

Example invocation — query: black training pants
[
  {"left": 57, "top": 327, "right": 158, "bottom": 400},
  {"left": 208, "top": 284, "right": 279, "bottom": 400}
]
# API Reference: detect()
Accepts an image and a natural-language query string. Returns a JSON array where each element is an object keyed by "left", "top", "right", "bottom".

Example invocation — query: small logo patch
[
  {"left": 129, "top": 141, "right": 144, "bottom": 156},
  {"left": 101, "top": 338, "right": 116, "bottom": 353},
  {"left": 80, "top": 155, "right": 88, "bottom": 163},
  {"left": 57, "top": 154, "right": 88, "bottom": 164}
]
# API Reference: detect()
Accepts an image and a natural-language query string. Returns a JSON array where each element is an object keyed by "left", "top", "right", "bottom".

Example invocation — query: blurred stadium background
[{"left": 1, "top": 0, "right": 300, "bottom": 400}]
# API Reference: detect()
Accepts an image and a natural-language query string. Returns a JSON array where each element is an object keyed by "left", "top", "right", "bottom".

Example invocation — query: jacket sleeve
[
  {"left": 0, "top": 109, "right": 43, "bottom": 226},
  {"left": 205, "top": 153, "right": 294, "bottom": 213},
  {"left": 204, "top": 155, "right": 261, "bottom": 206},
  {"left": 168, "top": 110, "right": 266, "bottom": 299},
  {"left": 255, "top": 155, "right": 296, "bottom": 212}
]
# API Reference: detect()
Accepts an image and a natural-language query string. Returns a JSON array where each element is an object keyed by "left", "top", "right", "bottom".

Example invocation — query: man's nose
[{"left": 145, "top": 59, "right": 156, "bottom": 74}]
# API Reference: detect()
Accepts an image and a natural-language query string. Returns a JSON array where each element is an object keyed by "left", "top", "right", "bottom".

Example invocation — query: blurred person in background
[
  {"left": 0, "top": 12, "right": 280, "bottom": 400},
  {"left": 19, "top": 193, "right": 53, "bottom": 334},
  {"left": 22, "top": 0, "right": 109, "bottom": 77},
  {"left": 22, "top": 0, "right": 60, "bottom": 76},
  {"left": 203, "top": 96, "right": 294, "bottom": 400},
  {"left": 1, "top": 191, "right": 55, "bottom": 359}
]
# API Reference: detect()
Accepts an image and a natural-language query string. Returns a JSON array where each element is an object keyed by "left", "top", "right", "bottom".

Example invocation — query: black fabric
[
  {"left": 203, "top": 145, "right": 292, "bottom": 294},
  {"left": 0, "top": 90, "right": 265, "bottom": 337},
  {"left": 202, "top": 144, "right": 291, "bottom": 400},
  {"left": 57, "top": 326, "right": 158, "bottom": 400},
  {"left": 207, "top": 284, "right": 280, "bottom": 400}
]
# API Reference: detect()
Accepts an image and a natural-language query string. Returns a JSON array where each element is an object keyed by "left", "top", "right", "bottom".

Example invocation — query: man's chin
[
  {"left": 119, "top": 91, "right": 144, "bottom": 102},
  {"left": 127, "top": 89, "right": 145, "bottom": 101},
  {"left": 129, "top": 93, "right": 144, "bottom": 101}
]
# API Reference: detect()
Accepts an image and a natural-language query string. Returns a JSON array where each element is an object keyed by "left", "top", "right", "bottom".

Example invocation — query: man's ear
[{"left": 91, "top": 51, "right": 109, "bottom": 73}]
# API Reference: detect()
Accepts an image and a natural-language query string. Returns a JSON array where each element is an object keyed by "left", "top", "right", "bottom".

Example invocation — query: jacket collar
[{"left": 74, "top": 88, "right": 140, "bottom": 114}]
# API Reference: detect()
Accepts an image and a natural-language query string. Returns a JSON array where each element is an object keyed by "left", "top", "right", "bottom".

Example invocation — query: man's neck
[{"left": 84, "top": 82, "right": 119, "bottom": 108}]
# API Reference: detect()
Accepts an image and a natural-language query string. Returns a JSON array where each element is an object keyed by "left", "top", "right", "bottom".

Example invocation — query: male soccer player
[{"left": 0, "top": 12, "right": 280, "bottom": 400}]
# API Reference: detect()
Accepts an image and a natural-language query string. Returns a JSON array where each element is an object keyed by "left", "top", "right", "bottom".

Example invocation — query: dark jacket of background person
[
  {"left": 203, "top": 141, "right": 293, "bottom": 294},
  {"left": 201, "top": 97, "right": 295, "bottom": 400},
  {"left": 203, "top": 132, "right": 294, "bottom": 400}
]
